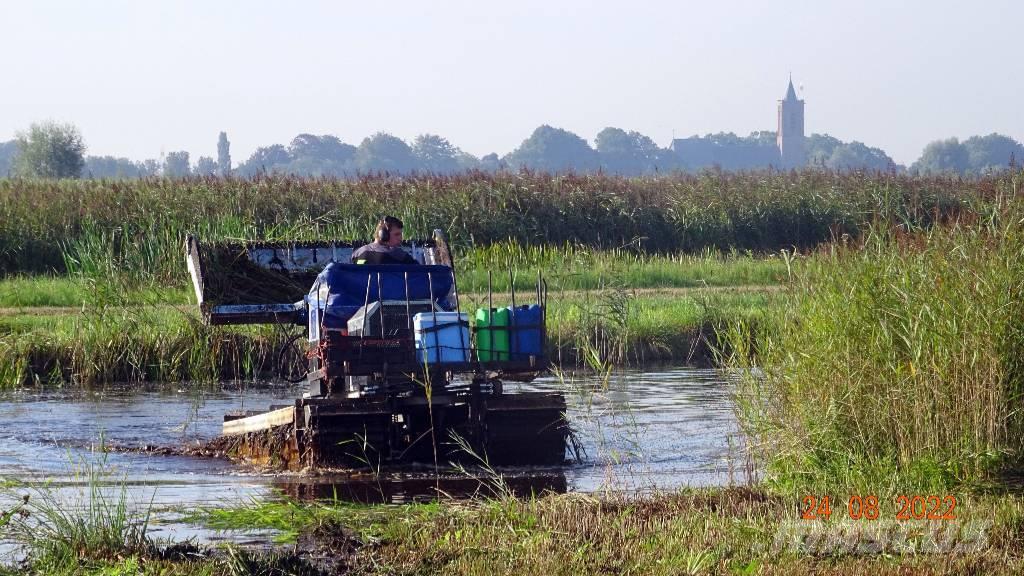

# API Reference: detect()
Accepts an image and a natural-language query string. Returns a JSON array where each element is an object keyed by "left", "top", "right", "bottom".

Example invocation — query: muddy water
[{"left": 0, "top": 368, "right": 741, "bottom": 553}]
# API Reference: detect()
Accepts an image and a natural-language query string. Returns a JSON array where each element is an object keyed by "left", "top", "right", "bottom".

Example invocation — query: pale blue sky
[{"left": 1, "top": 0, "right": 1020, "bottom": 165}]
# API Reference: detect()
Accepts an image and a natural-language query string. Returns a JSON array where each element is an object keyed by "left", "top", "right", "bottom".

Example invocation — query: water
[
  {"left": 528, "top": 368, "right": 744, "bottom": 491},
  {"left": 0, "top": 368, "right": 742, "bottom": 556}
]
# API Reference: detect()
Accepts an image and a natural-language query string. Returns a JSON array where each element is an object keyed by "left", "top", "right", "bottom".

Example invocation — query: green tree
[
  {"left": 504, "top": 125, "right": 599, "bottom": 173},
  {"left": 911, "top": 138, "right": 968, "bottom": 174},
  {"left": 454, "top": 151, "right": 481, "bottom": 171},
  {"left": 139, "top": 159, "right": 160, "bottom": 177},
  {"left": 827, "top": 142, "right": 894, "bottom": 171},
  {"left": 962, "top": 133, "right": 1023, "bottom": 174},
  {"left": 163, "top": 151, "right": 191, "bottom": 177},
  {"left": 354, "top": 132, "right": 418, "bottom": 173},
  {"left": 0, "top": 140, "right": 18, "bottom": 177},
  {"left": 479, "top": 152, "right": 504, "bottom": 172},
  {"left": 217, "top": 131, "right": 231, "bottom": 176},
  {"left": 14, "top": 121, "right": 86, "bottom": 178},
  {"left": 595, "top": 127, "right": 664, "bottom": 175},
  {"left": 805, "top": 133, "right": 842, "bottom": 167},
  {"left": 412, "top": 134, "right": 460, "bottom": 173},
  {"left": 289, "top": 133, "right": 331, "bottom": 158},
  {"left": 237, "top": 144, "right": 291, "bottom": 176},
  {"left": 84, "top": 155, "right": 147, "bottom": 178},
  {"left": 286, "top": 134, "right": 356, "bottom": 175},
  {"left": 193, "top": 156, "right": 218, "bottom": 176}
]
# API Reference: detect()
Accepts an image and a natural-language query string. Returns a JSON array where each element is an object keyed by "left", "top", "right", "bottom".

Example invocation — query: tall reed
[
  {"left": 0, "top": 307, "right": 292, "bottom": 388},
  {"left": 0, "top": 170, "right": 1013, "bottom": 284},
  {"left": 0, "top": 455, "right": 154, "bottom": 572},
  {"left": 725, "top": 196, "right": 1024, "bottom": 490}
]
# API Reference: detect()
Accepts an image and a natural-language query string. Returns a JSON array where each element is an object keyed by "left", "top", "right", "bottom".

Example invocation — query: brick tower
[{"left": 777, "top": 76, "right": 805, "bottom": 169}]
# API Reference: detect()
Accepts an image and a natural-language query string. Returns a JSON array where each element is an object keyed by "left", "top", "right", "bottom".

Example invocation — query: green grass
[
  {"left": 456, "top": 243, "right": 787, "bottom": 293},
  {"left": 0, "top": 275, "right": 191, "bottom": 309},
  {"left": 0, "top": 244, "right": 784, "bottom": 309},
  {"left": 10, "top": 484, "right": 1024, "bottom": 574},
  {"left": 0, "top": 458, "right": 321, "bottom": 576},
  {"left": 0, "top": 245, "right": 785, "bottom": 387},
  {"left": 0, "top": 170, "right": 1014, "bottom": 283},
  {"left": 724, "top": 196, "right": 1024, "bottom": 492},
  {"left": 0, "top": 287, "right": 776, "bottom": 388},
  {"left": 0, "top": 456, "right": 155, "bottom": 575},
  {"left": 0, "top": 305, "right": 292, "bottom": 387},
  {"left": 542, "top": 289, "right": 775, "bottom": 365},
  {"left": 0, "top": 276, "right": 94, "bottom": 309},
  {"left": 182, "top": 488, "right": 1024, "bottom": 575}
]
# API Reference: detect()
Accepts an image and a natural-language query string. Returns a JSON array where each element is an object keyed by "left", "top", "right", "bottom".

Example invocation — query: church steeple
[
  {"left": 784, "top": 75, "right": 798, "bottom": 101},
  {"left": 777, "top": 75, "right": 806, "bottom": 169}
]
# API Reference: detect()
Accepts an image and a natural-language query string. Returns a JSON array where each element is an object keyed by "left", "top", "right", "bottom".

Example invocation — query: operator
[{"left": 351, "top": 216, "right": 418, "bottom": 265}]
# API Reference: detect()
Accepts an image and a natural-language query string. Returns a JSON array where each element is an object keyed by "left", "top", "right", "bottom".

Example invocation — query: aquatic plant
[
  {"left": 190, "top": 488, "right": 1024, "bottom": 575},
  {"left": 0, "top": 455, "right": 154, "bottom": 573},
  {"left": 0, "top": 170, "right": 1011, "bottom": 283},
  {"left": 0, "top": 286, "right": 769, "bottom": 388},
  {"left": 0, "top": 305, "right": 294, "bottom": 388},
  {"left": 726, "top": 194, "right": 1024, "bottom": 490},
  {"left": 0, "top": 245, "right": 786, "bottom": 310}
]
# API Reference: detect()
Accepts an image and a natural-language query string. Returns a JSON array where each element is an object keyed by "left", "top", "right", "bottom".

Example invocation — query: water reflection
[
  {"left": 525, "top": 367, "right": 741, "bottom": 491},
  {"left": 0, "top": 368, "right": 741, "bottom": 550}
]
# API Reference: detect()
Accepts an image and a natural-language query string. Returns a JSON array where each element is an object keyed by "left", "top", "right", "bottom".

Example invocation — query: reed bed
[
  {"left": 0, "top": 246, "right": 785, "bottom": 309},
  {"left": 0, "top": 289, "right": 770, "bottom": 388},
  {"left": 0, "top": 458, "right": 311, "bottom": 576},
  {"left": 8, "top": 468, "right": 1024, "bottom": 574},
  {"left": 0, "top": 457, "right": 155, "bottom": 575},
  {"left": 457, "top": 243, "right": 785, "bottom": 293},
  {"left": 0, "top": 307, "right": 293, "bottom": 387},
  {"left": 726, "top": 195, "right": 1024, "bottom": 490},
  {"left": 187, "top": 488, "right": 1024, "bottom": 575},
  {"left": 1, "top": 170, "right": 1015, "bottom": 283}
]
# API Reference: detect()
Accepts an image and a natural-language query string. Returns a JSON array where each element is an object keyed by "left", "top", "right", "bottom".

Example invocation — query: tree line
[{"left": 1, "top": 121, "right": 1021, "bottom": 179}]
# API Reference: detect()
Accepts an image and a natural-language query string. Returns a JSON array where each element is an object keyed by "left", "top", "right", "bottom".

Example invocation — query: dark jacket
[{"left": 351, "top": 242, "right": 418, "bottom": 265}]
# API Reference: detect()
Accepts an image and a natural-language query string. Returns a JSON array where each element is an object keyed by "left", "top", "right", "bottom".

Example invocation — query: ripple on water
[{"left": 0, "top": 369, "right": 746, "bottom": 550}]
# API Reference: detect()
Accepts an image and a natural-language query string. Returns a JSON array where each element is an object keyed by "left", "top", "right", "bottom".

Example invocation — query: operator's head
[{"left": 376, "top": 215, "right": 404, "bottom": 247}]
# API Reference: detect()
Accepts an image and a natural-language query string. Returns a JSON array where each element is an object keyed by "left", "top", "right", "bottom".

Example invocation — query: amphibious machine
[{"left": 186, "top": 231, "right": 567, "bottom": 470}]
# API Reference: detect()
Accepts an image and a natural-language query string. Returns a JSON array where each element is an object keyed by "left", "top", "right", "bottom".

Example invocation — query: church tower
[{"left": 777, "top": 76, "right": 805, "bottom": 169}]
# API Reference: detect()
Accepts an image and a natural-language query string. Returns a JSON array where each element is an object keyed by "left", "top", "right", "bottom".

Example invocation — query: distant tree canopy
[
  {"left": 806, "top": 134, "right": 842, "bottom": 166},
  {"left": 193, "top": 156, "right": 218, "bottom": 176},
  {"left": 806, "top": 134, "right": 894, "bottom": 171},
  {"left": 7, "top": 121, "right": 1022, "bottom": 180},
  {"left": 963, "top": 134, "right": 1022, "bottom": 173},
  {"left": 912, "top": 138, "right": 970, "bottom": 175},
  {"left": 287, "top": 134, "right": 357, "bottom": 175},
  {"left": 595, "top": 127, "right": 664, "bottom": 175},
  {"left": 479, "top": 152, "right": 505, "bottom": 172},
  {"left": 0, "top": 140, "right": 18, "bottom": 176},
  {"left": 504, "top": 125, "right": 599, "bottom": 172},
  {"left": 236, "top": 134, "right": 356, "bottom": 176},
  {"left": 413, "top": 134, "right": 461, "bottom": 173},
  {"left": 84, "top": 156, "right": 155, "bottom": 179},
  {"left": 14, "top": 121, "right": 86, "bottom": 178},
  {"left": 355, "top": 132, "right": 419, "bottom": 174},
  {"left": 217, "top": 132, "right": 231, "bottom": 176},
  {"left": 163, "top": 151, "right": 191, "bottom": 178},
  {"left": 911, "top": 134, "right": 1023, "bottom": 175}
]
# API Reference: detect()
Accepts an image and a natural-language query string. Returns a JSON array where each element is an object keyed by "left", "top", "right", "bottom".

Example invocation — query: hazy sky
[{"left": 2, "top": 0, "right": 1021, "bottom": 166}]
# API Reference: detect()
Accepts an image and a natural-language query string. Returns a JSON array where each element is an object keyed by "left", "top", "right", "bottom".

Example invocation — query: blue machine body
[{"left": 307, "top": 263, "right": 454, "bottom": 341}]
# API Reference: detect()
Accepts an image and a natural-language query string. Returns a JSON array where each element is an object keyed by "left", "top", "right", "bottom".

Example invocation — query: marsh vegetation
[{"left": 2, "top": 169, "right": 1024, "bottom": 574}]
